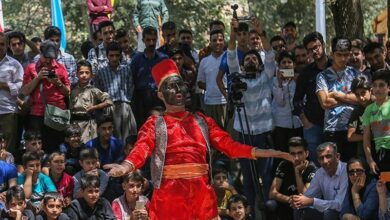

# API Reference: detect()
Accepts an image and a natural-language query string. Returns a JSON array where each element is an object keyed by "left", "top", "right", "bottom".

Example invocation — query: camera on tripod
[
  {"left": 229, "top": 72, "right": 256, "bottom": 104},
  {"left": 231, "top": 4, "right": 252, "bottom": 22}
]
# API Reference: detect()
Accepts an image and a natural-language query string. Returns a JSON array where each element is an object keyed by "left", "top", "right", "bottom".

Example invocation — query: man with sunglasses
[{"left": 291, "top": 142, "right": 348, "bottom": 220}]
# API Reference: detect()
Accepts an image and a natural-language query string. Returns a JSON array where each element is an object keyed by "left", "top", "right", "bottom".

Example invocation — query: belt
[
  {"left": 162, "top": 163, "right": 209, "bottom": 179},
  {"left": 71, "top": 113, "right": 93, "bottom": 121}
]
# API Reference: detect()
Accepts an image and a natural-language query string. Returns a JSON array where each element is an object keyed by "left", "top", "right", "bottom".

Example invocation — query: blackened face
[{"left": 160, "top": 76, "right": 189, "bottom": 106}]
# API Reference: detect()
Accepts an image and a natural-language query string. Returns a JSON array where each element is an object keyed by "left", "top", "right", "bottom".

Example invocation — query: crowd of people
[{"left": 0, "top": 0, "right": 390, "bottom": 219}]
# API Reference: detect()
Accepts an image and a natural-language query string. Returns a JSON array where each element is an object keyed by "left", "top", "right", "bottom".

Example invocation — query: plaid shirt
[
  {"left": 94, "top": 64, "right": 134, "bottom": 103},
  {"left": 34, "top": 51, "right": 77, "bottom": 86}
]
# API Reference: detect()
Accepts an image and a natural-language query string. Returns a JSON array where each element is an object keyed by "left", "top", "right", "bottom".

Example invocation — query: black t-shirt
[
  {"left": 36, "top": 212, "right": 70, "bottom": 220},
  {"left": 0, "top": 209, "right": 35, "bottom": 220},
  {"left": 275, "top": 160, "right": 317, "bottom": 196},
  {"left": 348, "top": 105, "right": 365, "bottom": 135}
]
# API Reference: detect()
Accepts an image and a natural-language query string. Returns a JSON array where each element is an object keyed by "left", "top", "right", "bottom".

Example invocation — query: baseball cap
[{"left": 40, "top": 40, "right": 57, "bottom": 58}]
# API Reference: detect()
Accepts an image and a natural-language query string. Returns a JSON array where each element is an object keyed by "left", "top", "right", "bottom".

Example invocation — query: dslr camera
[{"left": 229, "top": 72, "right": 256, "bottom": 104}]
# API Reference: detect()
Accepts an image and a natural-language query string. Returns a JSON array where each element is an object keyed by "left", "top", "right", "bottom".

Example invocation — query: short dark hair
[
  {"left": 7, "top": 31, "right": 26, "bottom": 45},
  {"left": 123, "top": 171, "right": 144, "bottom": 183},
  {"left": 22, "top": 151, "right": 41, "bottom": 166},
  {"left": 277, "top": 51, "right": 295, "bottom": 64},
  {"left": 44, "top": 26, "right": 61, "bottom": 40},
  {"left": 351, "top": 39, "right": 364, "bottom": 51},
  {"left": 96, "top": 114, "right": 114, "bottom": 128},
  {"left": 209, "top": 20, "right": 225, "bottom": 31},
  {"left": 106, "top": 41, "right": 122, "bottom": 55},
  {"left": 0, "top": 132, "right": 5, "bottom": 142},
  {"left": 6, "top": 186, "right": 25, "bottom": 204},
  {"left": 80, "top": 174, "right": 100, "bottom": 190},
  {"left": 142, "top": 26, "right": 158, "bottom": 39},
  {"left": 237, "top": 22, "right": 249, "bottom": 32},
  {"left": 288, "top": 136, "right": 307, "bottom": 151},
  {"left": 331, "top": 37, "right": 351, "bottom": 52},
  {"left": 209, "top": 29, "right": 224, "bottom": 39},
  {"left": 115, "top": 28, "right": 128, "bottom": 40},
  {"left": 76, "top": 60, "right": 93, "bottom": 74},
  {"left": 317, "top": 142, "right": 338, "bottom": 154},
  {"left": 92, "top": 30, "right": 101, "bottom": 41},
  {"left": 227, "top": 194, "right": 248, "bottom": 210},
  {"left": 98, "top": 21, "right": 115, "bottom": 32},
  {"left": 178, "top": 29, "right": 193, "bottom": 37},
  {"left": 351, "top": 76, "right": 371, "bottom": 93},
  {"left": 79, "top": 148, "right": 99, "bottom": 161},
  {"left": 80, "top": 41, "right": 94, "bottom": 59},
  {"left": 31, "top": 37, "right": 42, "bottom": 43},
  {"left": 270, "top": 35, "right": 286, "bottom": 45},
  {"left": 212, "top": 167, "right": 228, "bottom": 178},
  {"left": 242, "top": 49, "right": 262, "bottom": 66},
  {"left": 363, "top": 42, "right": 384, "bottom": 54},
  {"left": 42, "top": 192, "right": 63, "bottom": 205},
  {"left": 24, "top": 130, "right": 41, "bottom": 141},
  {"left": 170, "top": 47, "right": 184, "bottom": 58},
  {"left": 372, "top": 69, "right": 390, "bottom": 85},
  {"left": 283, "top": 21, "right": 296, "bottom": 30},
  {"left": 162, "top": 21, "right": 176, "bottom": 31},
  {"left": 64, "top": 124, "right": 82, "bottom": 138},
  {"left": 303, "top": 31, "right": 324, "bottom": 48}
]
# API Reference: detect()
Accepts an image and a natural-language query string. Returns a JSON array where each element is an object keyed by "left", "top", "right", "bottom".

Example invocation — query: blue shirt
[
  {"left": 17, "top": 173, "right": 57, "bottom": 207},
  {"left": 304, "top": 161, "right": 348, "bottom": 212},
  {"left": 130, "top": 51, "right": 167, "bottom": 91},
  {"left": 0, "top": 161, "right": 17, "bottom": 193},
  {"left": 219, "top": 50, "right": 245, "bottom": 87},
  {"left": 86, "top": 136, "right": 124, "bottom": 166},
  {"left": 340, "top": 178, "right": 379, "bottom": 220},
  {"left": 316, "top": 66, "right": 359, "bottom": 132}
]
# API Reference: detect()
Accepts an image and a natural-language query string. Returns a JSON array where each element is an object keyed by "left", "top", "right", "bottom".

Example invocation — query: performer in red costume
[{"left": 104, "top": 59, "right": 293, "bottom": 220}]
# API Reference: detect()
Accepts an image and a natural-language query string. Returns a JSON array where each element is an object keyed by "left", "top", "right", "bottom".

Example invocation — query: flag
[
  {"left": 0, "top": 0, "right": 4, "bottom": 32},
  {"left": 111, "top": 0, "right": 115, "bottom": 7},
  {"left": 51, "top": 0, "right": 66, "bottom": 51}
]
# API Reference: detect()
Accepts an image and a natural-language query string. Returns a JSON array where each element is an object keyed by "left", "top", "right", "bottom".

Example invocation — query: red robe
[{"left": 125, "top": 111, "right": 254, "bottom": 220}]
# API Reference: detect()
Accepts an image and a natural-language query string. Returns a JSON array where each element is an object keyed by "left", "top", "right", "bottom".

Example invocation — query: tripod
[{"left": 233, "top": 100, "right": 267, "bottom": 220}]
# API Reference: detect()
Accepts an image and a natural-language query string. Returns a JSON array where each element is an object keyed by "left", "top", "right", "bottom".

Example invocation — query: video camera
[
  {"left": 229, "top": 72, "right": 256, "bottom": 104},
  {"left": 231, "top": 4, "right": 252, "bottom": 22}
]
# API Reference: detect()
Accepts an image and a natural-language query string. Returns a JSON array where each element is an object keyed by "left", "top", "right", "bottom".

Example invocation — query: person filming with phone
[{"left": 21, "top": 40, "right": 70, "bottom": 154}]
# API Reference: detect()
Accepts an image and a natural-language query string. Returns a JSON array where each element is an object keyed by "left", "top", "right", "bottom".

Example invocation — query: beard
[{"left": 244, "top": 63, "right": 258, "bottom": 73}]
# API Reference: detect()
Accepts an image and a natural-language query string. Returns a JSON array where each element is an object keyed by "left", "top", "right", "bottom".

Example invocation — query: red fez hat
[{"left": 152, "top": 59, "right": 181, "bottom": 89}]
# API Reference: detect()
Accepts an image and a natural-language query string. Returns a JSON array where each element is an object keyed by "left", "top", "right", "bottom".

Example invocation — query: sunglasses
[{"left": 348, "top": 169, "right": 365, "bottom": 176}]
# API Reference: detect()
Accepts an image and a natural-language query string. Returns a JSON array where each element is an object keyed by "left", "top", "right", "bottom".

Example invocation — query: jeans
[
  {"left": 303, "top": 124, "right": 323, "bottom": 166},
  {"left": 238, "top": 132, "right": 273, "bottom": 219}
]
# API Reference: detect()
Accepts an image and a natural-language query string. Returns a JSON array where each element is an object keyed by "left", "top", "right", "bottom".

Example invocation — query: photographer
[
  {"left": 226, "top": 17, "right": 276, "bottom": 217},
  {"left": 21, "top": 40, "right": 70, "bottom": 154}
]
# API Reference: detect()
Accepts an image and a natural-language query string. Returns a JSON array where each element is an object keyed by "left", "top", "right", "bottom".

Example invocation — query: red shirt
[
  {"left": 51, "top": 172, "right": 74, "bottom": 199},
  {"left": 23, "top": 60, "right": 70, "bottom": 116},
  {"left": 87, "top": 0, "right": 112, "bottom": 25}
]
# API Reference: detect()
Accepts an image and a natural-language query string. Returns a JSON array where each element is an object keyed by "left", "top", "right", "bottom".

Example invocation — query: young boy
[
  {"left": 227, "top": 194, "right": 250, "bottom": 220},
  {"left": 95, "top": 41, "right": 137, "bottom": 140},
  {"left": 212, "top": 167, "right": 237, "bottom": 218},
  {"left": 46, "top": 152, "right": 74, "bottom": 207},
  {"left": 59, "top": 124, "right": 86, "bottom": 175},
  {"left": 111, "top": 171, "right": 149, "bottom": 220},
  {"left": 35, "top": 192, "right": 69, "bottom": 220},
  {"left": 0, "top": 132, "right": 14, "bottom": 164},
  {"left": 363, "top": 70, "right": 390, "bottom": 174},
  {"left": 70, "top": 60, "right": 113, "bottom": 144},
  {"left": 19, "top": 130, "right": 49, "bottom": 172},
  {"left": 66, "top": 174, "right": 116, "bottom": 220},
  {"left": 72, "top": 148, "right": 108, "bottom": 199},
  {"left": 17, "top": 152, "right": 57, "bottom": 213},
  {"left": 348, "top": 76, "right": 373, "bottom": 158},
  {"left": 85, "top": 115, "right": 124, "bottom": 167},
  {"left": 0, "top": 186, "right": 35, "bottom": 220}
]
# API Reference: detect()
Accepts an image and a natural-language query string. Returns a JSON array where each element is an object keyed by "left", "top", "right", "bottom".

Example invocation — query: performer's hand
[{"left": 104, "top": 163, "right": 131, "bottom": 177}]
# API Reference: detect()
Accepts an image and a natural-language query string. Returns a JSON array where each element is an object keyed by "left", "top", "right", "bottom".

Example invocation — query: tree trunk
[{"left": 329, "top": 0, "right": 364, "bottom": 40}]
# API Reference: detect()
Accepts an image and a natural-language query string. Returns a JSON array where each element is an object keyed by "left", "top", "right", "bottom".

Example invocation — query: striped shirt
[
  {"left": 227, "top": 48, "right": 276, "bottom": 135},
  {"left": 0, "top": 55, "right": 24, "bottom": 114},
  {"left": 95, "top": 64, "right": 134, "bottom": 103}
]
